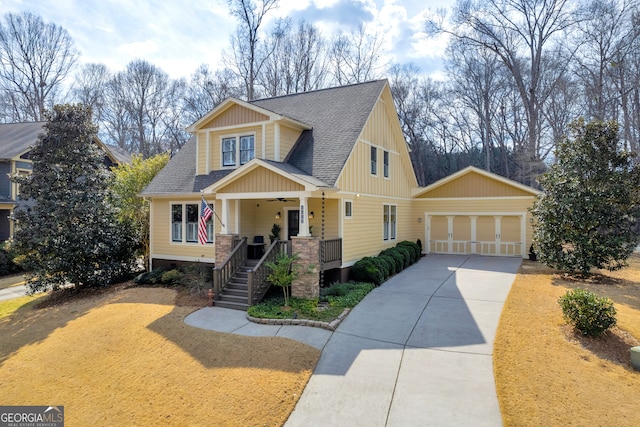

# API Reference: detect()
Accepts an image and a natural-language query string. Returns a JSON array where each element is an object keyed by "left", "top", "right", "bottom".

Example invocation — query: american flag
[{"left": 198, "top": 198, "right": 213, "bottom": 244}]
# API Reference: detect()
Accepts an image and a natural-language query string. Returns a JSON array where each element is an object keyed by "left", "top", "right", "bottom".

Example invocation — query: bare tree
[
  {"left": 71, "top": 63, "right": 110, "bottom": 123},
  {"left": 429, "top": 0, "right": 580, "bottom": 185},
  {"left": 329, "top": 24, "right": 385, "bottom": 85},
  {"left": 0, "top": 12, "right": 78, "bottom": 121},
  {"left": 183, "top": 65, "right": 242, "bottom": 124},
  {"left": 225, "top": 0, "right": 279, "bottom": 100},
  {"left": 258, "top": 18, "right": 327, "bottom": 96}
]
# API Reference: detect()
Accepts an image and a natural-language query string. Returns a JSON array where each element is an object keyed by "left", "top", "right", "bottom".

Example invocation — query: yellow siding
[
  {"left": 417, "top": 172, "right": 534, "bottom": 198},
  {"left": 217, "top": 168, "right": 305, "bottom": 193},
  {"left": 279, "top": 124, "right": 301, "bottom": 161},
  {"left": 337, "top": 95, "right": 415, "bottom": 197},
  {"left": 150, "top": 198, "right": 220, "bottom": 260},
  {"left": 201, "top": 104, "right": 269, "bottom": 128},
  {"left": 265, "top": 123, "right": 275, "bottom": 160},
  {"left": 342, "top": 196, "right": 415, "bottom": 264}
]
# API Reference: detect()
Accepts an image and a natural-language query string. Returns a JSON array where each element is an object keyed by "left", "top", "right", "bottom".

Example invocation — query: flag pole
[{"left": 201, "top": 190, "right": 225, "bottom": 228}]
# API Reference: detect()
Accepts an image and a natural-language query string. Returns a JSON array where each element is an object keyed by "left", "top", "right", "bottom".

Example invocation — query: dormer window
[{"left": 222, "top": 134, "right": 255, "bottom": 167}]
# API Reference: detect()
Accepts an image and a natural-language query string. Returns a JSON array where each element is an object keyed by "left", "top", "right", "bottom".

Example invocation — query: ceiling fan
[{"left": 267, "top": 197, "right": 294, "bottom": 202}]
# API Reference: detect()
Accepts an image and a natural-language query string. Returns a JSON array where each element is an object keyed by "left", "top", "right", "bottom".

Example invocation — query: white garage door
[{"left": 426, "top": 213, "right": 525, "bottom": 257}]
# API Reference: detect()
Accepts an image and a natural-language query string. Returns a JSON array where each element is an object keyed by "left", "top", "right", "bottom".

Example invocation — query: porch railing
[
  {"left": 247, "top": 240, "right": 288, "bottom": 306},
  {"left": 321, "top": 238, "right": 342, "bottom": 270},
  {"left": 212, "top": 237, "right": 247, "bottom": 300}
]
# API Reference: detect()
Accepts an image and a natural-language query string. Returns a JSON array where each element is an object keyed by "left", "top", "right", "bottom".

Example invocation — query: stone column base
[{"left": 291, "top": 236, "right": 320, "bottom": 300}]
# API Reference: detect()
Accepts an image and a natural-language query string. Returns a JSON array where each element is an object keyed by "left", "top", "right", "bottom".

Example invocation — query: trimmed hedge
[{"left": 350, "top": 240, "right": 424, "bottom": 286}]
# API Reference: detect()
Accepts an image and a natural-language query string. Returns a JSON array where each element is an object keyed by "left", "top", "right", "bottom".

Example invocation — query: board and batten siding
[
  {"left": 217, "top": 168, "right": 305, "bottom": 193},
  {"left": 341, "top": 195, "right": 414, "bottom": 264},
  {"left": 197, "top": 125, "right": 264, "bottom": 174},
  {"left": 201, "top": 104, "right": 269, "bottom": 129}
]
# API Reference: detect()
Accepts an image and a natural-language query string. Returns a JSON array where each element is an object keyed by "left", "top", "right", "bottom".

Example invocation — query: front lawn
[
  {"left": 0, "top": 284, "right": 320, "bottom": 426},
  {"left": 494, "top": 255, "right": 640, "bottom": 425}
]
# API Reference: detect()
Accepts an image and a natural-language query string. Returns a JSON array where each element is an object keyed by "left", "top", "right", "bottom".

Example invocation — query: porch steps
[{"left": 215, "top": 260, "right": 258, "bottom": 311}]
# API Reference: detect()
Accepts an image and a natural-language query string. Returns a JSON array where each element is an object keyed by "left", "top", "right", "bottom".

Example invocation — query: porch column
[
  {"left": 298, "top": 196, "right": 310, "bottom": 237},
  {"left": 494, "top": 215, "right": 502, "bottom": 255},
  {"left": 291, "top": 236, "right": 320, "bottom": 300},
  {"left": 221, "top": 198, "right": 229, "bottom": 234}
]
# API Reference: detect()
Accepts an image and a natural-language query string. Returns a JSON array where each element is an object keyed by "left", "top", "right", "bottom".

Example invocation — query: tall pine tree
[
  {"left": 12, "top": 104, "right": 136, "bottom": 293},
  {"left": 531, "top": 119, "right": 640, "bottom": 274}
]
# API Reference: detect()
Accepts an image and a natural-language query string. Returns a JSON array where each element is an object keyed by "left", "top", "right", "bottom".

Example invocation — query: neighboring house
[
  {"left": 0, "top": 122, "right": 130, "bottom": 242},
  {"left": 142, "top": 80, "right": 540, "bottom": 308}
]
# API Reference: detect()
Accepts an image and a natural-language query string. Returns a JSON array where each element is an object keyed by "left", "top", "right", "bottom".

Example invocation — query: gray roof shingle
[
  {"left": 142, "top": 80, "right": 388, "bottom": 195},
  {"left": 252, "top": 80, "right": 386, "bottom": 185},
  {"left": 0, "top": 122, "right": 46, "bottom": 159}
]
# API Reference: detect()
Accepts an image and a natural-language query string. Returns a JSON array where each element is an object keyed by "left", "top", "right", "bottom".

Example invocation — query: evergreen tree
[
  {"left": 12, "top": 104, "right": 136, "bottom": 293},
  {"left": 531, "top": 119, "right": 640, "bottom": 274}
]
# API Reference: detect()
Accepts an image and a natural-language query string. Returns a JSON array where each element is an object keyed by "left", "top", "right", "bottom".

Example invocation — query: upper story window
[
  {"left": 383, "top": 151, "right": 389, "bottom": 178},
  {"left": 222, "top": 135, "right": 255, "bottom": 167},
  {"left": 371, "top": 146, "right": 377, "bottom": 175}
]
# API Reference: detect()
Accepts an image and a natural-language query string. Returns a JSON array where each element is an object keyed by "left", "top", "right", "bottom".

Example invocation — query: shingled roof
[
  {"left": 0, "top": 122, "right": 46, "bottom": 159},
  {"left": 142, "top": 80, "right": 388, "bottom": 196},
  {"left": 252, "top": 80, "right": 387, "bottom": 185}
]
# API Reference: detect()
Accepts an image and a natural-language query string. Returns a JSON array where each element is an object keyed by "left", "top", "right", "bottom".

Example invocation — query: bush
[
  {"left": 365, "top": 256, "right": 389, "bottom": 279},
  {"left": 378, "top": 254, "right": 397, "bottom": 275},
  {"left": 134, "top": 267, "right": 167, "bottom": 284},
  {"left": 350, "top": 258, "right": 384, "bottom": 286},
  {"left": 161, "top": 269, "right": 183, "bottom": 285},
  {"left": 0, "top": 247, "right": 22, "bottom": 276},
  {"left": 558, "top": 288, "right": 617, "bottom": 337},
  {"left": 397, "top": 240, "right": 420, "bottom": 262},
  {"left": 374, "top": 256, "right": 392, "bottom": 278},
  {"left": 395, "top": 245, "right": 413, "bottom": 267},
  {"left": 380, "top": 248, "right": 404, "bottom": 272}
]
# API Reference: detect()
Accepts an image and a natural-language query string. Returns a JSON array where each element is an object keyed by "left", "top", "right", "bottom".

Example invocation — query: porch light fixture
[
  {"left": 309, "top": 211, "right": 314, "bottom": 219},
  {"left": 275, "top": 212, "right": 281, "bottom": 220}
]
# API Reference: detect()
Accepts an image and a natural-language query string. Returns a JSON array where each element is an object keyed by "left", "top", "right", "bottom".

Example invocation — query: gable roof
[
  {"left": 0, "top": 122, "right": 46, "bottom": 159},
  {"left": 0, "top": 121, "right": 130, "bottom": 165},
  {"left": 252, "top": 80, "right": 387, "bottom": 185},
  {"left": 412, "top": 166, "right": 541, "bottom": 198}
]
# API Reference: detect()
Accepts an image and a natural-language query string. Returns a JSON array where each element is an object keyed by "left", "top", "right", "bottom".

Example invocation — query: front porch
[{"left": 212, "top": 234, "right": 342, "bottom": 310}]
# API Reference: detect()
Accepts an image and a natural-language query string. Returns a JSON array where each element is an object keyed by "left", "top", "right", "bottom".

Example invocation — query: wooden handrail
[
  {"left": 247, "top": 240, "right": 288, "bottom": 306},
  {"left": 212, "top": 237, "right": 247, "bottom": 299}
]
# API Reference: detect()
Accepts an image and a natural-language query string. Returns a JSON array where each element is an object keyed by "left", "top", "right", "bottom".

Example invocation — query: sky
[{"left": 2, "top": 0, "right": 451, "bottom": 80}]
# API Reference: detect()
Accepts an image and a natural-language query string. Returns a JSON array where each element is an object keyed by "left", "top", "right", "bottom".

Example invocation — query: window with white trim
[
  {"left": 222, "top": 135, "right": 255, "bottom": 167},
  {"left": 171, "top": 203, "right": 214, "bottom": 244},
  {"left": 383, "top": 150, "right": 389, "bottom": 178},
  {"left": 383, "top": 204, "right": 397, "bottom": 241},
  {"left": 344, "top": 200, "right": 353, "bottom": 218},
  {"left": 371, "top": 146, "right": 377, "bottom": 175}
]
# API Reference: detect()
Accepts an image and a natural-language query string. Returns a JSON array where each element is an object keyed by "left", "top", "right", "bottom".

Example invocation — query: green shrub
[
  {"left": 325, "top": 282, "right": 375, "bottom": 307},
  {"left": 558, "top": 288, "right": 617, "bottom": 337},
  {"left": 378, "top": 254, "right": 397, "bottom": 275},
  {"left": 395, "top": 245, "right": 413, "bottom": 267},
  {"left": 350, "top": 258, "right": 383, "bottom": 286},
  {"left": 0, "top": 247, "right": 23, "bottom": 276},
  {"left": 134, "top": 267, "right": 167, "bottom": 284},
  {"left": 374, "top": 256, "right": 392, "bottom": 278},
  {"left": 380, "top": 248, "right": 404, "bottom": 272},
  {"left": 161, "top": 269, "right": 183, "bottom": 285},
  {"left": 365, "top": 256, "right": 388, "bottom": 279},
  {"left": 397, "top": 241, "right": 420, "bottom": 262}
]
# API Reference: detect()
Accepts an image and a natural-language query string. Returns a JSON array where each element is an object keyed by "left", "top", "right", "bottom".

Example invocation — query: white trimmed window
[
  {"left": 383, "top": 204, "right": 397, "bottom": 241},
  {"left": 171, "top": 203, "right": 214, "bottom": 244},
  {"left": 371, "top": 146, "right": 377, "bottom": 175},
  {"left": 222, "top": 135, "right": 255, "bottom": 167},
  {"left": 344, "top": 200, "right": 353, "bottom": 218},
  {"left": 383, "top": 151, "right": 389, "bottom": 178}
]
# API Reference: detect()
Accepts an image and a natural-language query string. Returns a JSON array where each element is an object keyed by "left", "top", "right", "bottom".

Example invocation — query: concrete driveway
[{"left": 285, "top": 254, "right": 522, "bottom": 427}]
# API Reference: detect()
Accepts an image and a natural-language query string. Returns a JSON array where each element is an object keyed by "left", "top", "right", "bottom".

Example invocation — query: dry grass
[
  {"left": 0, "top": 285, "right": 320, "bottom": 426},
  {"left": 494, "top": 255, "right": 640, "bottom": 426}
]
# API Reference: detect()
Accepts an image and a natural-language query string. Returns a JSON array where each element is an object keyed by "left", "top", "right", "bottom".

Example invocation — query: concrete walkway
[
  {"left": 185, "top": 254, "right": 521, "bottom": 426},
  {"left": 285, "top": 254, "right": 521, "bottom": 427}
]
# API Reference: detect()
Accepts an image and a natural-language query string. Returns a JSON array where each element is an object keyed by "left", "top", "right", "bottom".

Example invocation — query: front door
[{"left": 287, "top": 210, "right": 299, "bottom": 240}]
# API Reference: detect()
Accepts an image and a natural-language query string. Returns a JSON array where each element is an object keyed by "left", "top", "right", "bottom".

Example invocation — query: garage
[{"left": 412, "top": 167, "right": 540, "bottom": 259}]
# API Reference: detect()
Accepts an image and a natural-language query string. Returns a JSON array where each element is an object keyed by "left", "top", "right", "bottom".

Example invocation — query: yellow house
[{"left": 142, "top": 80, "right": 540, "bottom": 309}]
